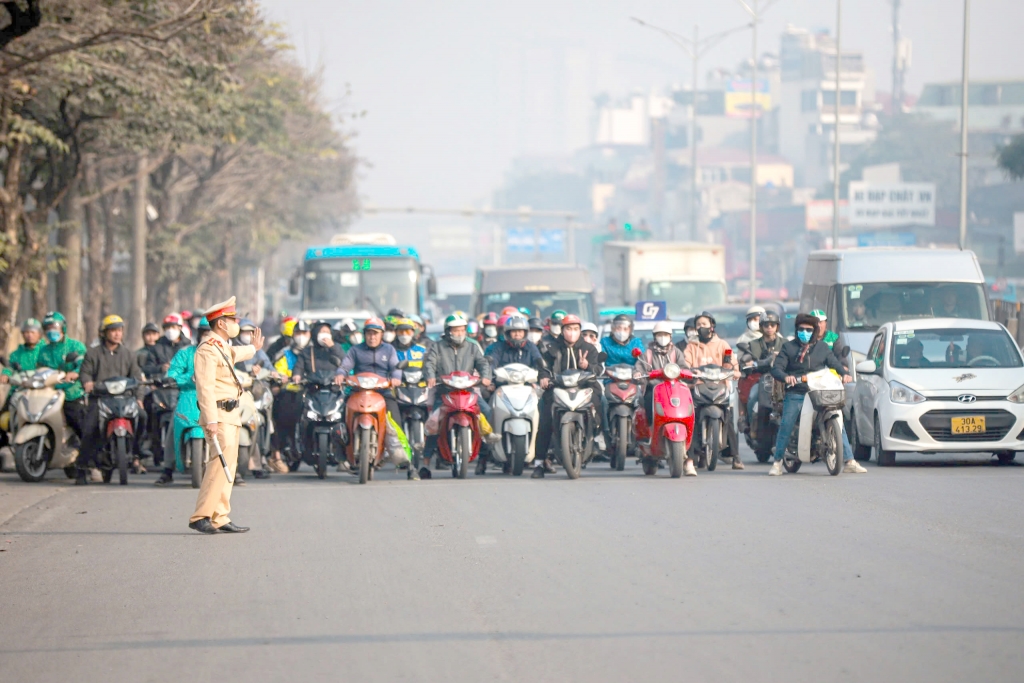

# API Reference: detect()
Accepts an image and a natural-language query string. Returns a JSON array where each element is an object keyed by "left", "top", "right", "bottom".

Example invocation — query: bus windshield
[
  {"left": 303, "top": 257, "right": 419, "bottom": 314},
  {"left": 481, "top": 291, "right": 592, "bottom": 320},
  {"left": 840, "top": 282, "right": 988, "bottom": 332}
]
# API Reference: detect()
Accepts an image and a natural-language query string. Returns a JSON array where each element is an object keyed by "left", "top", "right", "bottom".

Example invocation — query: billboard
[
  {"left": 805, "top": 199, "right": 849, "bottom": 231},
  {"left": 725, "top": 79, "right": 771, "bottom": 119},
  {"left": 848, "top": 182, "right": 936, "bottom": 228}
]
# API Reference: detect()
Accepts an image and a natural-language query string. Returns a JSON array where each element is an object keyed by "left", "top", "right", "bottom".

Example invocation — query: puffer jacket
[
  {"left": 601, "top": 335, "right": 646, "bottom": 366},
  {"left": 293, "top": 323, "right": 345, "bottom": 378},
  {"left": 540, "top": 337, "right": 602, "bottom": 380},
  {"left": 423, "top": 335, "right": 492, "bottom": 387}
]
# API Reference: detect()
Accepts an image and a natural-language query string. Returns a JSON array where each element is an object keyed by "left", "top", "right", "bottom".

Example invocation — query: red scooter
[
  {"left": 633, "top": 363, "right": 695, "bottom": 478},
  {"left": 436, "top": 371, "right": 483, "bottom": 479}
]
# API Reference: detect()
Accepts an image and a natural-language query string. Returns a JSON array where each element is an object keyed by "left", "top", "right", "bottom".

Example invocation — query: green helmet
[
  {"left": 444, "top": 313, "right": 468, "bottom": 329},
  {"left": 548, "top": 310, "right": 567, "bottom": 325},
  {"left": 810, "top": 309, "right": 827, "bottom": 322},
  {"left": 43, "top": 311, "right": 66, "bottom": 331}
]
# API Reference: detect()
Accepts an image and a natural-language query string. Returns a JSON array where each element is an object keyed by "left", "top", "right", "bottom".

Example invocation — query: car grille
[
  {"left": 919, "top": 409, "right": 1016, "bottom": 442},
  {"left": 927, "top": 395, "right": 1006, "bottom": 402}
]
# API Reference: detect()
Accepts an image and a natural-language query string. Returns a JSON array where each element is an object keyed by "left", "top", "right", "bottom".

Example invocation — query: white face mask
[
  {"left": 449, "top": 331, "right": 466, "bottom": 345},
  {"left": 655, "top": 334, "right": 672, "bottom": 348},
  {"left": 747, "top": 319, "right": 760, "bottom": 332},
  {"left": 483, "top": 325, "right": 497, "bottom": 338},
  {"left": 528, "top": 331, "right": 542, "bottom": 344},
  {"left": 350, "top": 332, "right": 364, "bottom": 345},
  {"left": 165, "top": 327, "right": 181, "bottom": 342},
  {"left": 550, "top": 324, "right": 562, "bottom": 337},
  {"left": 383, "top": 331, "right": 395, "bottom": 343},
  {"left": 293, "top": 334, "right": 310, "bottom": 349},
  {"left": 238, "top": 332, "right": 252, "bottom": 345},
  {"left": 612, "top": 329, "right": 629, "bottom": 343},
  {"left": 317, "top": 332, "right": 332, "bottom": 345},
  {"left": 397, "top": 333, "right": 413, "bottom": 346}
]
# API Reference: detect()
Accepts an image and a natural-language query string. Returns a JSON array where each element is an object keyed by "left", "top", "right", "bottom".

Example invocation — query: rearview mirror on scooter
[{"left": 838, "top": 345, "right": 851, "bottom": 359}]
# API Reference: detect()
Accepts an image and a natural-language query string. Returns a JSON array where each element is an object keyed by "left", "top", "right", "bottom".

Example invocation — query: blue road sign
[{"left": 636, "top": 300, "right": 667, "bottom": 321}]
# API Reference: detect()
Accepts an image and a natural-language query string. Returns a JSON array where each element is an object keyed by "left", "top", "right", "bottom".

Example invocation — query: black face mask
[{"left": 697, "top": 327, "right": 713, "bottom": 343}]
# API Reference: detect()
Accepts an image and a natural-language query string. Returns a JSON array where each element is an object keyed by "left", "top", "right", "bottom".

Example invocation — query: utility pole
[
  {"left": 631, "top": 17, "right": 748, "bottom": 242},
  {"left": 958, "top": 0, "right": 971, "bottom": 249},
  {"left": 891, "top": 0, "right": 902, "bottom": 115},
  {"left": 832, "top": 0, "right": 843, "bottom": 249},
  {"left": 129, "top": 154, "right": 148, "bottom": 348}
]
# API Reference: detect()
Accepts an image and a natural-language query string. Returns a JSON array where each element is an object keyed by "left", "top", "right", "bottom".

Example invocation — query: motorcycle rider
[
  {"left": 581, "top": 322, "right": 600, "bottom": 347},
  {"left": 533, "top": 314, "right": 602, "bottom": 478},
  {"left": 740, "top": 311, "right": 785, "bottom": 435},
  {"left": 36, "top": 312, "right": 88, "bottom": 464},
  {"left": 76, "top": 315, "right": 145, "bottom": 485},
  {"left": 599, "top": 314, "right": 644, "bottom": 452},
  {"left": 636, "top": 321, "right": 696, "bottom": 476},
  {"left": 479, "top": 312, "right": 500, "bottom": 347},
  {"left": 234, "top": 319, "right": 272, "bottom": 373},
  {"left": 1, "top": 318, "right": 46, "bottom": 385},
  {"left": 332, "top": 318, "right": 361, "bottom": 352},
  {"left": 527, "top": 318, "right": 545, "bottom": 348},
  {"left": 140, "top": 314, "right": 190, "bottom": 464},
  {"left": 488, "top": 316, "right": 544, "bottom": 372},
  {"left": 811, "top": 309, "right": 840, "bottom": 349},
  {"left": 768, "top": 313, "right": 867, "bottom": 476},
  {"left": 393, "top": 318, "right": 427, "bottom": 368},
  {"left": 291, "top": 321, "right": 346, "bottom": 382},
  {"left": 408, "top": 314, "right": 433, "bottom": 351},
  {"left": 736, "top": 305, "right": 765, "bottom": 346},
  {"left": 538, "top": 310, "right": 567, "bottom": 355},
  {"left": 683, "top": 311, "right": 743, "bottom": 469},
  {"left": 266, "top": 315, "right": 296, "bottom": 361},
  {"left": 270, "top": 320, "right": 309, "bottom": 470},
  {"left": 155, "top": 317, "right": 211, "bottom": 485},
  {"left": 383, "top": 313, "right": 400, "bottom": 345}
]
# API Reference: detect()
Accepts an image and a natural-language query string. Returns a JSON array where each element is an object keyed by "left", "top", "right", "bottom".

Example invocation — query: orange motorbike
[{"left": 344, "top": 372, "right": 391, "bottom": 484}]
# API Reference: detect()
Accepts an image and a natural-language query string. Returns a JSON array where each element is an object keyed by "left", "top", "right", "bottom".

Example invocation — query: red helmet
[
  {"left": 500, "top": 306, "right": 519, "bottom": 317},
  {"left": 162, "top": 313, "right": 183, "bottom": 327},
  {"left": 180, "top": 310, "right": 193, "bottom": 321},
  {"left": 560, "top": 313, "right": 582, "bottom": 327},
  {"left": 497, "top": 314, "right": 511, "bottom": 329},
  {"left": 364, "top": 317, "right": 385, "bottom": 332},
  {"left": 482, "top": 312, "right": 499, "bottom": 326}
]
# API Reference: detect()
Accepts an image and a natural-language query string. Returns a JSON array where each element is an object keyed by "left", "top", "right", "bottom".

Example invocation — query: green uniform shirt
[
  {"left": 2, "top": 341, "right": 47, "bottom": 377},
  {"left": 822, "top": 330, "right": 839, "bottom": 348},
  {"left": 37, "top": 337, "right": 87, "bottom": 402}
]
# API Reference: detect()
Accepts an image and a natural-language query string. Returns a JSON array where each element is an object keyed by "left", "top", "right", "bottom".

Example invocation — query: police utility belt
[
  {"left": 216, "top": 398, "right": 239, "bottom": 412},
  {"left": 213, "top": 343, "right": 243, "bottom": 414}
]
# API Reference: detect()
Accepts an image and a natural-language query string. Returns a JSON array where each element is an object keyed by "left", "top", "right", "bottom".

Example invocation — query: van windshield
[
  {"left": 840, "top": 282, "right": 988, "bottom": 332},
  {"left": 481, "top": 292, "right": 592, "bottom": 320},
  {"left": 647, "top": 281, "right": 727, "bottom": 318}
]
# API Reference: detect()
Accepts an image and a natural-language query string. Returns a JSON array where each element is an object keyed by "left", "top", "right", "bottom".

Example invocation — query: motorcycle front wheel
[
  {"left": 705, "top": 420, "right": 720, "bottom": 472},
  {"left": 357, "top": 429, "right": 372, "bottom": 484},
  {"left": 668, "top": 440, "right": 685, "bottom": 478},
  {"left": 454, "top": 426, "right": 471, "bottom": 479},
  {"left": 14, "top": 439, "right": 49, "bottom": 482},
  {"left": 824, "top": 418, "right": 843, "bottom": 476},
  {"left": 116, "top": 436, "right": 129, "bottom": 485},
  {"left": 316, "top": 433, "right": 328, "bottom": 480},
  {"left": 615, "top": 415, "right": 629, "bottom": 471},
  {"left": 510, "top": 433, "right": 527, "bottom": 476},
  {"left": 561, "top": 422, "right": 581, "bottom": 479}
]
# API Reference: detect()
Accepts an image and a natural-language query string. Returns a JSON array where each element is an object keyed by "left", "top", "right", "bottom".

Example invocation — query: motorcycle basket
[{"left": 808, "top": 388, "right": 844, "bottom": 410}]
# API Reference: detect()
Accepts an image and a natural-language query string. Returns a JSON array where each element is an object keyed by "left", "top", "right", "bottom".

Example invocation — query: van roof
[
  {"left": 807, "top": 248, "right": 983, "bottom": 283},
  {"left": 476, "top": 264, "right": 592, "bottom": 293}
]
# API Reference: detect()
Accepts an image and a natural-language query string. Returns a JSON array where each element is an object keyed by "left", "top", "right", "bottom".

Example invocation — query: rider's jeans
[
  {"left": 772, "top": 391, "right": 854, "bottom": 462},
  {"left": 747, "top": 382, "right": 760, "bottom": 418}
]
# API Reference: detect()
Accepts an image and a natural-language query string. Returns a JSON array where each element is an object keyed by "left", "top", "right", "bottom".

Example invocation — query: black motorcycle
[
  {"left": 298, "top": 369, "right": 347, "bottom": 479},
  {"left": 738, "top": 345, "right": 779, "bottom": 463},
  {"left": 92, "top": 376, "right": 144, "bottom": 485},
  {"left": 551, "top": 369, "right": 597, "bottom": 479},
  {"left": 147, "top": 376, "right": 178, "bottom": 468},
  {"left": 394, "top": 363, "right": 430, "bottom": 473},
  {"left": 689, "top": 364, "right": 734, "bottom": 471}
]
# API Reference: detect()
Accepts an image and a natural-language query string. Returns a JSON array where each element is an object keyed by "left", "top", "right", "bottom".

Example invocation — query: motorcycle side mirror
[
  {"left": 838, "top": 345, "right": 851, "bottom": 359},
  {"left": 10, "top": 360, "right": 21, "bottom": 371},
  {"left": 735, "top": 342, "right": 751, "bottom": 354},
  {"left": 397, "top": 359, "right": 409, "bottom": 369},
  {"left": 631, "top": 348, "right": 642, "bottom": 358}
]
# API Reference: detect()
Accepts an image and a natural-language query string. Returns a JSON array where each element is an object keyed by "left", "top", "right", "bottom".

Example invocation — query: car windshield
[
  {"left": 482, "top": 291, "right": 591, "bottom": 320},
  {"left": 303, "top": 257, "right": 419, "bottom": 315},
  {"left": 840, "top": 282, "right": 988, "bottom": 332},
  {"left": 706, "top": 309, "right": 747, "bottom": 341},
  {"left": 647, "top": 281, "right": 726, "bottom": 319},
  {"left": 890, "top": 328, "right": 1022, "bottom": 369}
]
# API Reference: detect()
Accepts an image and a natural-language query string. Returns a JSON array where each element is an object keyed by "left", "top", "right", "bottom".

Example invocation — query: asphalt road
[{"left": 1, "top": 446, "right": 1023, "bottom": 683}]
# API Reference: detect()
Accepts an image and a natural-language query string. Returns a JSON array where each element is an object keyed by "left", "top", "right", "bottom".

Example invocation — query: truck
[
  {"left": 471, "top": 264, "right": 595, "bottom": 321},
  {"left": 603, "top": 241, "right": 727, "bottom": 319}
]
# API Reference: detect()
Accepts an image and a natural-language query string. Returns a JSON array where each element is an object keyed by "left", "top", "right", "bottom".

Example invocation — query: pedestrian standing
[{"left": 188, "top": 297, "right": 261, "bottom": 535}]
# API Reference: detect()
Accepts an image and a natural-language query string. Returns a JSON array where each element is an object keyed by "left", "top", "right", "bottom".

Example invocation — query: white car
[{"left": 850, "top": 318, "right": 1024, "bottom": 466}]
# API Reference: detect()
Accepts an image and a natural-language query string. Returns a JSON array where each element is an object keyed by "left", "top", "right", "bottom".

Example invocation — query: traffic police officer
[{"left": 189, "top": 297, "right": 262, "bottom": 535}]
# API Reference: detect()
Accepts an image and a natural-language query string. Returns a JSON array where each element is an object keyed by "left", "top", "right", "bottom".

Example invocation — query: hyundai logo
[{"left": 957, "top": 394, "right": 977, "bottom": 404}]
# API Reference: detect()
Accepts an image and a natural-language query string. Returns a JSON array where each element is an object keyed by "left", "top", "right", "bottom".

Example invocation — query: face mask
[
  {"left": 397, "top": 333, "right": 413, "bottom": 346},
  {"left": 797, "top": 329, "right": 813, "bottom": 344},
  {"left": 483, "top": 325, "right": 497, "bottom": 338},
  {"left": 747, "top": 320, "right": 760, "bottom": 332},
  {"left": 383, "top": 331, "right": 395, "bottom": 343},
  {"left": 46, "top": 330, "right": 62, "bottom": 343},
  {"left": 686, "top": 330, "right": 698, "bottom": 343},
  {"left": 317, "top": 332, "right": 332, "bottom": 345},
  {"left": 238, "top": 332, "right": 252, "bottom": 345},
  {"left": 612, "top": 330, "right": 629, "bottom": 343},
  {"left": 224, "top": 320, "right": 240, "bottom": 338},
  {"left": 449, "top": 331, "right": 466, "bottom": 345},
  {"left": 550, "top": 324, "right": 562, "bottom": 337},
  {"left": 293, "top": 334, "right": 310, "bottom": 349},
  {"left": 697, "top": 327, "right": 713, "bottom": 343},
  {"left": 165, "top": 327, "right": 181, "bottom": 342},
  {"left": 655, "top": 334, "right": 671, "bottom": 347},
  {"left": 350, "top": 333, "right": 363, "bottom": 345},
  {"left": 563, "top": 328, "right": 580, "bottom": 345},
  {"left": 528, "top": 331, "right": 542, "bottom": 344}
]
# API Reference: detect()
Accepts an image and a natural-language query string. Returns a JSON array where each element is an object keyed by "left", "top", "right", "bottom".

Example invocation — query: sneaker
[
  {"left": 768, "top": 460, "right": 784, "bottom": 476},
  {"left": 684, "top": 459, "right": 697, "bottom": 477},
  {"left": 89, "top": 467, "right": 103, "bottom": 483},
  {"left": 407, "top": 467, "right": 420, "bottom": 481},
  {"left": 154, "top": 472, "right": 174, "bottom": 486},
  {"left": 843, "top": 459, "right": 867, "bottom": 474},
  {"left": 732, "top": 457, "right": 745, "bottom": 470},
  {"left": 542, "top": 458, "right": 557, "bottom": 474},
  {"left": 531, "top": 466, "right": 545, "bottom": 479}
]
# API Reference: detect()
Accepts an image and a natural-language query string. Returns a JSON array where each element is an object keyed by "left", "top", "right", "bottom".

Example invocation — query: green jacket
[
  {"left": 822, "top": 330, "right": 839, "bottom": 348},
  {"left": 2, "top": 341, "right": 47, "bottom": 376},
  {"left": 37, "top": 337, "right": 87, "bottom": 402}
]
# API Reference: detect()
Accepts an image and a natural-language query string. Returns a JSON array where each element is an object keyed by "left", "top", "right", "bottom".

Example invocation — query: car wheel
[
  {"left": 995, "top": 451, "right": 1016, "bottom": 465},
  {"left": 874, "top": 414, "right": 896, "bottom": 467},
  {"left": 849, "top": 410, "right": 871, "bottom": 461}
]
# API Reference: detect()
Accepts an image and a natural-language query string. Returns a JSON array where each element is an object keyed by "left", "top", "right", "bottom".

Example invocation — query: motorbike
[
  {"left": 782, "top": 369, "right": 846, "bottom": 476},
  {"left": 489, "top": 363, "right": 539, "bottom": 476},
  {"left": 604, "top": 363, "right": 642, "bottom": 471},
  {"left": 299, "top": 369, "right": 347, "bottom": 479},
  {"left": 344, "top": 372, "right": 391, "bottom": 484},
  {"left": 236, "top": 368, "right": 273, "bottom": 480},
  {"left": 634, "top": 363, "right": 694, "bottom": 477},
  {"left": 8, "top": 366, "right": 78, "bottom": 482},
  {"left": 689, "top": 361, "right": 735, "bottom": 472},
  {"left": 436, "top": 371, "right": 482, "bottom": 479},
  {"left": 394, "top": 363, "right": 430, "bottom": 473},
  {"left": 148, "top": 376, "right": 178, "bottom": 469},
  {"left": 92, "top": 376, "right": 144, "bottom": 485},
  {"left": 738, "top": 348, "right": 779, "bottom": 463},
  {"left": 551, "top": 369, "right": 597, "bottom": 479}
]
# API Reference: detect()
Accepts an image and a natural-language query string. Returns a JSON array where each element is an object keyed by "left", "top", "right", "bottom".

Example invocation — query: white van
[{"left": 800, "top": 248, "right": 990, "bottom": 358}]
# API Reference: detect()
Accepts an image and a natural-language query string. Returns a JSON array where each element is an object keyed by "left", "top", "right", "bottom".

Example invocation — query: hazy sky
[{"left": 261, "top": 0, "right": 1023, "bottom": 212}]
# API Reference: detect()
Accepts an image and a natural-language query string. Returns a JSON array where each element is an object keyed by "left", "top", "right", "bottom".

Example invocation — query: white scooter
[
  {"left": 782, "top": 369, "right": 846, "bottom": 476},
  {"left": 489, "top": 363, "right": 540, "bottom": 476},
  {"left": 9, "top": 367, "right": 79, "bottom": 482}
]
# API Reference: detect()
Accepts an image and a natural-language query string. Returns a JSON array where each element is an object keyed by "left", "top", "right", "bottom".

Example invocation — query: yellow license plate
[{"left": 951, "top": 416, "right": 986, "bottom": 434}]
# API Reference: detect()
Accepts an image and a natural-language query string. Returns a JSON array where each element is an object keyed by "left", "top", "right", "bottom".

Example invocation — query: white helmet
[
  {"left": 746, "top": 305, "right": 766, "bottom": 320},
  {"left": 653, "top": 321, "right": 674, "bottom": 335},
  {"left": 581, "top": 321, "right": 599, "bottom": 335}
]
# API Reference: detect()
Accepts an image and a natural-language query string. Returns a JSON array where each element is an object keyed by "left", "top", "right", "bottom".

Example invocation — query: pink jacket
[{"left": 683, "top": 336, "right": 740, "bottom": 378}]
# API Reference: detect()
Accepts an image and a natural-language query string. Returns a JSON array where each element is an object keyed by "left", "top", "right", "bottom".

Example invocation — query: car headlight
[
  {"left": 889, "top": 380, "right": 926, "bottom": 404},
  {"left": 1008, "top": 384, "right": 1024, "bottom": 404}
]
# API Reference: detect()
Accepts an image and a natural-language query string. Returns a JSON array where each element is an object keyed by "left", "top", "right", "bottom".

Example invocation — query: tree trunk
[
  {"left": 31, "top": 255, "right": 48, "bottom": 320},
  {"left": 84, "top": 157, "right": 104, "bottom": 339},
  {"left": 57, "top": 174, "right": 84, "bottom": 340},
  {"left": 0, "top": 140, "right": 26, "bottom": 351},
  {"left": 128, "top": 154, "right": 148, "bottom": 349}
]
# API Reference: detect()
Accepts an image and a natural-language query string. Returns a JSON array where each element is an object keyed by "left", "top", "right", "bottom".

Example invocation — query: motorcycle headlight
[
  {"left": 306, "top": 409, "right": 320, "bottom": 420},
  {"left": 325, "top": 410, "right": 343, "bottom": 422},
  {"left": 1008, "top": 384, "right": 1024, "bottom": 404},
  {"left": 889, "top": 380, "right": 926, "bottom": 405}
]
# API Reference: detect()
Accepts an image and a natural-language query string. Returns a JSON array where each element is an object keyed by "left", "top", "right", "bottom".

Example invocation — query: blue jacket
[
  {"left": 601, "top": 335, "right": 645, "bottom": 366},
  {"left": 488, "top": 340, "right": 544, "bottom": 372},
  {"left": 395, "top": 343, "right": 427, "bottom": 368},
  {"left": 338, "top": 342, "right": 401, "bottom": 381}
]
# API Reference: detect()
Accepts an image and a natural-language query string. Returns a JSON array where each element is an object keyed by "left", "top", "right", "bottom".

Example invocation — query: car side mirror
[{"left": 855, "top": 360, "right": 877, "bottom": 375}]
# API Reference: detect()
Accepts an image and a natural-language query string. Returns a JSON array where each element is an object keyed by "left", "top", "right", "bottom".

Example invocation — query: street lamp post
[
  {"left": 958, "top": 0, "right": 971, "bottom": 249},
  {"left": 631, "top": 18, "right": 748, "bottom": 242},
  {"left": 832, "top": 0, "right": 842, "bottom": 248}
]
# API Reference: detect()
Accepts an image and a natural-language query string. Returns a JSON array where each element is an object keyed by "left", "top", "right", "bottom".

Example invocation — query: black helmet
[
  {"left": 528, "top": 317, "right": 544, "bottom": 331},
  {"left": 386, "top": 308, "right": 405, "bottom": 319},
  {"left": 760, "top": 311, "right": 780, "bottom": 326},
  {"left": 695, "top": 311, "right": 716, "bottom": 327},
  {"left": 294, "top": 320, "right": 310, "bottom": 334},
  {"left": 684, "top": 316, "right": 696, "bottom": 331},
  {"left": 142, "top": 322, "right": 160, "bottom": 335},
  {"left": 505, "top": 316, "right": 529, "bottom": 333}
]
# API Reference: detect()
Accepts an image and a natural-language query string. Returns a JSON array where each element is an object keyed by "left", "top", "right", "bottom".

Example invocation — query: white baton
[{"left": 211, "top": 434, "right": 233, "bottom": 484}]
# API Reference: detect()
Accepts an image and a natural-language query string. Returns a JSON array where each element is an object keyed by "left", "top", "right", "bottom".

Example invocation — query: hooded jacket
[
  {"left": 683, "top": 335, "right": 738, "bottom": 378},
  {"left": 423, "top": 334, "right": 492, "bottom": 387},
  {"left": 140, "top": 335, "right": 190, "bottom": 379},
  {"left": 37, "top": 336, "right": 87, "bottom": 402},
  {"left": 293, "top": 323, "right": 345, "bottom": 378},
  {"left": 539, "top": 337, "right": 602, "bottom": 381}
]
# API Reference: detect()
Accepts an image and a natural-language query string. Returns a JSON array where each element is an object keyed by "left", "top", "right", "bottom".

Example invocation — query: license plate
[{"left": 951, "top": 416, "right": 986, "bottom": 434}]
